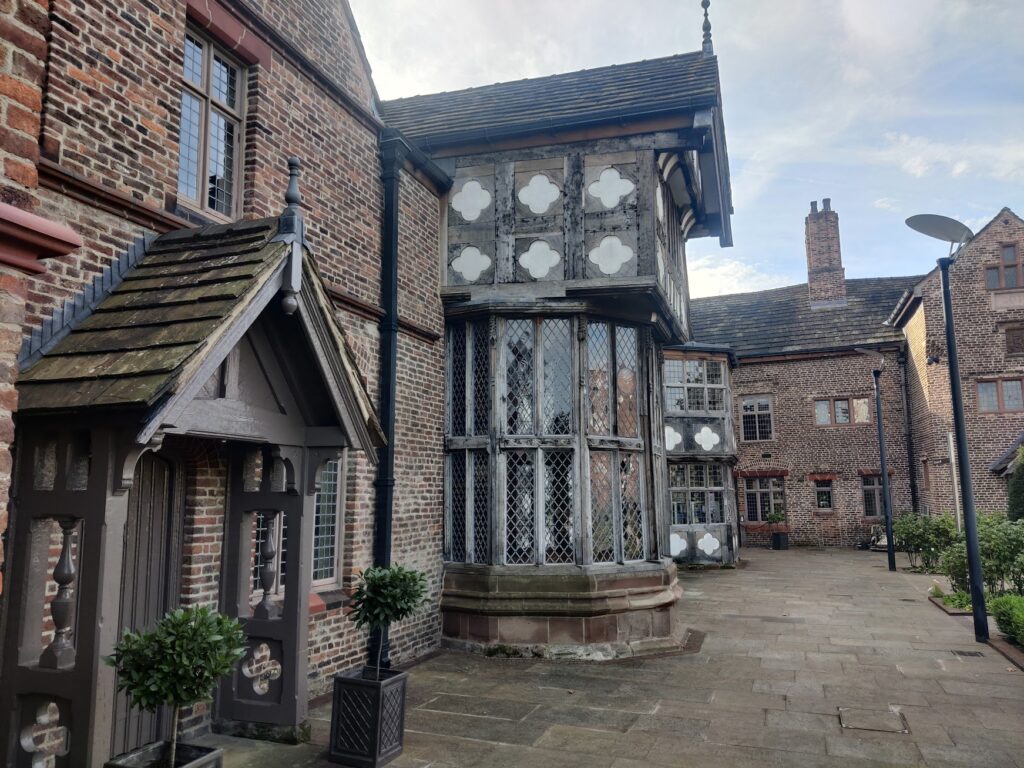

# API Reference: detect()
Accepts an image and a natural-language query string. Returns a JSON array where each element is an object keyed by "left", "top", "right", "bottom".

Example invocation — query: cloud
[
  {"left": 687, "top": 254, "right": 793, "bottom": 298},
  {"left": 873, "top": 133, "right": 1024, "bottom": 181},
  {"left": 873, "top": 197, "right": 901, "bottom": 212}
]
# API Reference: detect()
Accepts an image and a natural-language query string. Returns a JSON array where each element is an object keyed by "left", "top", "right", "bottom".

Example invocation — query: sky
[{"left": 349, "top": 0, "right": 1024, "bottom": 297}]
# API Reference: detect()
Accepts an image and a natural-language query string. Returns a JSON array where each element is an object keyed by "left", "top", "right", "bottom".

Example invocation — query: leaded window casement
[
  {"left": 862, "top": 475, "right": 885, "bottom": 517},
  {"left": 444, "top": 315, "right": 652, "bottom": 566},
  {"left": 740, "top": 395, "right": 774, "bottom": 441},
  {"left": 178, "top": 30, "right": 244, "bottom": 218},
  {"left": 664, "top": 359, "right": 726, "bottom": 415},
  {"left": 814, "top": 397, "right": 870, "bottom": 425},
  {"left": 978, "top": 378, "right": 1024, "bottom": 413},
  {"left": 312, "top": 456, "right": 345, "bottom": 585},
  {"left": 815, "top": 479, "right": 833, "bottom": 510},
  {"left": 744, "top": 477, "right": 785, "bottom": 522},
  {"left": 986, "top": 245, "right": 1021, "bottom": 291},
  {"left": 669, "top": 463, "right": 727, "bottom": 524}
]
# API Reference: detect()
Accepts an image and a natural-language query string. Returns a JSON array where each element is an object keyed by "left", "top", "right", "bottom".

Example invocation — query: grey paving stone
[
  {"left": 415, "top": 693, "right": 538, "bottom": 721},
  {"left": 838, "top": 707, "right": 908, "bottom": 733}
]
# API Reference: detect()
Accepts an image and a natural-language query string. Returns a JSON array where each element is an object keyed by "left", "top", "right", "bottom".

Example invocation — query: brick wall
[
  {"left": 1, "top": 0, "right": 447, "bottom": 721},
  {"left": 732, "top": 350, "right": 911, "bottom": 547},
  {"left": 906, "top": 209, "right": 1024, "bottom": 515}
]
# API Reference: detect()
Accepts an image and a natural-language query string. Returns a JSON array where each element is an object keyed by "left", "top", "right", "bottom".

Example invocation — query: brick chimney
[{"left": 805, "top": 198, "right": 846, "bottom": 306}]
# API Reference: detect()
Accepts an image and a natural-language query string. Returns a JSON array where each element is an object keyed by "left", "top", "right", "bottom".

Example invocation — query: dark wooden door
[{"left": 111, "top": 452, "right": 178, "bottom": 757}]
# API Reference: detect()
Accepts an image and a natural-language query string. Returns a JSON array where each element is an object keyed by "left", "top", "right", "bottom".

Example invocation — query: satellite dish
[{"left": 905, "top": 214, "right": 973, "bottom": 245}]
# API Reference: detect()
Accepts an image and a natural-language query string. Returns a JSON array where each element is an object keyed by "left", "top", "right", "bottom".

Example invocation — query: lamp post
[
  {"left": 906, "top": 214, "right": 988, "bottom": 643},
  {"left": 857, "top": 349, "right": 896, "bottom": 571}
]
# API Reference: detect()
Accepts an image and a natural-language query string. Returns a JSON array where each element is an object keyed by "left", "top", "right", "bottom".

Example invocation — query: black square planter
[
  {"left": 104, "top": 742, "right": 223, "bottom": 768},
  {"left": 328, "top": 667, "right": 408, "bottom": 768},
  {"left": 771, "top": 532, "right": 789, "bottom": 550}
]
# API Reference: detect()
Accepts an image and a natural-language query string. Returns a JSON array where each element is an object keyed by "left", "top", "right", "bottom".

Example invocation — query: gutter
[
  {"left": 368, "top": 129, "right": 410, "bottom": 669},
  {"left": 898, "top": 350, "right": 920, "bottom": 512}
]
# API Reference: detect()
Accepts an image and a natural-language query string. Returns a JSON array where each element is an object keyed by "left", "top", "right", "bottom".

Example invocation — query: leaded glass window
[
  {"left": 664, "top": 358, "right": 727, "bottom": 414},
  {"left": 740, "top": 396, "right": 773, "bottom": 441},
  {"left": 669, "top": 462, "right": 727, "bottom": 524},
  {"left": 312, "top": 457, "right": 344, "bottom": 584},
  {"left": 177, "top": 29, "right": 244, "bottom": 218},
  {"left": 445, "top": 315, "right": 651, "bottom": 566},
  {"left": 744, "top": 477, "right": 785, "bottom": 521}
]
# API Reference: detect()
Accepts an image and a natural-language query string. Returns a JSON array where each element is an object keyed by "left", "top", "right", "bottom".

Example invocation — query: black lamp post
[
  {"left": 906, "top": 214, "right": 988, "bottom": 643},
  {"left": 858, "top": 349, "right": 896, "bottom": 571}
]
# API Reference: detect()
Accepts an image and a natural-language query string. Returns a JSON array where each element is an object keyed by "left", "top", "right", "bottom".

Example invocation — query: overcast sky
[{"left": 349, "top": 0, "right": 1024, "bottom": 297}]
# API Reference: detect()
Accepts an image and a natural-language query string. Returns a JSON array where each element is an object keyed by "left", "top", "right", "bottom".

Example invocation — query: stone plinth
[{"left": 440, "top": 559, "right": 682, "bottom": 660}]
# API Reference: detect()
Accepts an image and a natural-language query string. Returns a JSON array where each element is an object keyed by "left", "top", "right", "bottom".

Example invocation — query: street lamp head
[{"left": 906, "top": 214, "right": 974, "bottom": 258}]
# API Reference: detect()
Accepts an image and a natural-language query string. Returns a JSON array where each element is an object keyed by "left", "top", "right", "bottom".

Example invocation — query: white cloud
[
  {"left": 873, "top": 197, "right": 901, "bottom": 212},
  {"left": 873, "top": 133, "right": 1024, "bottom": 182},
  {"left": 687, "top": 254, "right": 792, "bottom": 298}
]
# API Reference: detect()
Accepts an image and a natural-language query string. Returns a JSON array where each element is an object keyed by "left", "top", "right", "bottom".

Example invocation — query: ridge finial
[{"left": 701, "top": 0, "right": 714, "bottom": 56}]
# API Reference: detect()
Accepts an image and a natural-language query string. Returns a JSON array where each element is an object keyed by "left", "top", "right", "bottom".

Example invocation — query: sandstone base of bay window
[{"left": 439, "top": 559, "right": 683, "bottom": 660}]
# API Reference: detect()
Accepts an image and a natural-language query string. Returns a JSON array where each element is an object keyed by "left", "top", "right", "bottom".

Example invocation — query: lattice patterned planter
[
  {"left": 104, "top": 742, "right": 223, "bottom": 768},
  {"left": 328, "top": 668, "right": 407, "bottom": 768}
]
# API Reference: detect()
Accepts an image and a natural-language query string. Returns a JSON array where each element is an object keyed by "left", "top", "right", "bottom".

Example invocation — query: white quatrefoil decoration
[
  {"left": 670, "top": 532, "right": 687, "bottom": 557},
  {"left": 588, "top": 167, "right": 635, "bottom": 208},
  {"left": 518, "top": 240, "right": 561, "bottom": 279},
  {"left": 664, "top": 424, "right": 682, "bottom": 450},
  {"left": 451, "top": 246, "right": 491, "bottom": 282},
  {"left": 694, "top": 426, "right": 721, "bottom": 451},
  {"left": 451, "top": 179, "right": 491, "bottom": 221},
  {"left": 517, "top": 174, "right": 560, "bottom": 214},
  {"left": 697, "top": 532, "right": 721, "bottom": 556},
  {"left": 588, "top": 235, "right": 633, "bottom": 275}
]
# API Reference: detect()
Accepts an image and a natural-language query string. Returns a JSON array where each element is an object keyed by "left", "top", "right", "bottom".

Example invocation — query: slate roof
[
  {"left": 990, "top": 432, "right": 1024, "bottom": 476},
  {"left": 380, "top": 52, "right": 720, "bottom": 149},
  {"left": 19, "top": 219, "right": 288, "bottom": 411},
  {"left": 689, "top": 277, "right": 922, "bottom": 358}
]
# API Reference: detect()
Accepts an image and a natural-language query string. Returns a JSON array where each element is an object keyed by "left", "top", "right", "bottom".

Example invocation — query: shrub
[
  {"left": 1008, "top": 447, "right": 1024, "bottom": 522},
  {"left": 977, "top": 514, "right": 1024, "bottom": 594},
  {"left": 106, "top": 606, "right": 247, "bottom": 767},
  {"left": 350, "top": 564, "right": 428, "bottom": 678},
  {"left": 988, "top": 594, "right": 1024, "bottom": 643},
  {"left": 894, "top": 512, "right": 959, "bottom": 571},
  {"left": 943, "top": 590, "right": 972, "bottom": 610},
  {"left": 939, "top": 541, "right": 970, "bottom": 594}
]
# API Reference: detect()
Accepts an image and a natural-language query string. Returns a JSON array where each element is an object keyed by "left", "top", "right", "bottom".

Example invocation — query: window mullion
[
  {"left": 612, "top": 449, "right": 624, "bottom": 563},
  {"left": 533, "top": 320, "right": 544, "bottom": 564},
  {"left": 465, "top": 322, "right": 474, "bottom": 437},
  {"left": 465, "top": 450, "right": 475, "bottom": 563},
  {"left": 534, "top": 447, "right": 544, "bottom": 565}
]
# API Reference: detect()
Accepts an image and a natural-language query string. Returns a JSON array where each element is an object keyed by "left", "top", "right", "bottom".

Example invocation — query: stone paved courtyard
[{"left": 203, "top": 548, "right": 1024, "bottom": 767}]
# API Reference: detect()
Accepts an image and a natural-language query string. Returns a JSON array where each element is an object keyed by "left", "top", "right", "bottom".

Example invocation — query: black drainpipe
[{"left": 368, "top": 130, "right": 409, "bottom": 669}]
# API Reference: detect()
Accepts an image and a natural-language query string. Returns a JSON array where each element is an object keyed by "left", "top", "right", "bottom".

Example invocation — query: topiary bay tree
[
  {"left": 105, "top": 605, "right": 247, "bottom": 768},
  {"left": 349, "top": 564, "right": 428, "bottom": 679}
]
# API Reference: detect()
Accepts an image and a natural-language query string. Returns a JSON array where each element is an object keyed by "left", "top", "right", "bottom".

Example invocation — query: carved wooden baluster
[
  {"left": 254, "top": 512, "right": 280, "bottom": 619},
  {"left": 40, "top": 519, "right": 77, "bottom": 669}
]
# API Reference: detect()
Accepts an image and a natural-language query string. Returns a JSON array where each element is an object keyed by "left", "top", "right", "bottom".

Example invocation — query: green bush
[
  {"left": 988, "top": 594, "right": 1024, "bottom": 642},
  {"left": 939, "top": 541, "right": 970, "bottom": 593},
  {"left": 350, "top": 564, "right": 428, "bottom": 678},
  {"left": 1008, "top": 447, "right": 1024, "bottom": 522},
  {"left": 943, "top": 590, "right": 972, "bottom": 610},
  {"left": 894, "top": 512, "right": 959, "bottom": 571},
  {"left": 977, "top": 514, "right": 1024, "bottom": 593},
  {"left": 106, "top": 606, "right": 246, "bottom": 767}
]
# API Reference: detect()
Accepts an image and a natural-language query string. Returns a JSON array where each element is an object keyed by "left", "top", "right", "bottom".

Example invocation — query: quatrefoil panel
[{"left": 240, "top": 641, "right": 283, "bottom": 698}]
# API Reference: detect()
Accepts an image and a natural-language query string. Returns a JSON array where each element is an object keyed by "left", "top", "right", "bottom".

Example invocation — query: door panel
[{"left": 110, "top": 453, "right": 177, "bottom": 757}]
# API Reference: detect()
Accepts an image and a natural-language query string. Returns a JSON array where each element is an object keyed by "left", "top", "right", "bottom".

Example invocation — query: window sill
[
  {"left": 313, "top": 587, "right": 350, "bottom": 613},
  {"left": 812, "top": 510, "right": 836, "bottom": 517}
]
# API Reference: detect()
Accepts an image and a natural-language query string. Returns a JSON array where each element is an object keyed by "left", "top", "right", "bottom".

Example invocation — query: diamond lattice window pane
[
  {"left": 449, "top": 452, "right": 467, "bottom": 562},
  {"left": 542, "top": 319, "right": 573, "bottom": 434},
  {"left": 615, "top": 326, "right": 639, "bottom": 437},
  {"left": 543, "top": 450, "right": 575, "bottom": 564},
  {"left": 471, "top": 320, "right": 490, "bottom": 435},
  {"left": 312, "top": 459, "right": 339, "bottom": 581},
  {"left": 472, "top": 451, "right": 490, "bottom": 563},
  {"left": 590, "top": 451, "right": 615, "bottom": 563},
  {"left": 664, "top": 359, "right": 684, "bottom": 385},
  {"left": 587, "top": 323, "right": 610, "bottom": 434},
  {"left": 505, "top": 320, "right": 535, "bottom": 435},
  {"left": 620, "top": 453, "right": 645, "bottom": 561},
  {"left": 449, "top": 324, "right": 466, "bottom": 436},
  {"left": 505, "top": 451, "right": 535, "bottom": 564}
]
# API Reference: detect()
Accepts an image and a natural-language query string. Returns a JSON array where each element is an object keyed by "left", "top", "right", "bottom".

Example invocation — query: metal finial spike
[
  {"left": 701, "top": 0, "right": 714, "bottom": 56},
  {"left": 285, "top": 157, "right": 301, "bottom": 207}
]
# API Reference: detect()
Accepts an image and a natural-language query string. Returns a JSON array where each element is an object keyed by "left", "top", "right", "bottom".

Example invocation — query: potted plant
[
  {"left": 104, "top": 605, "right": 247, "bottom": 768},
  {"left": 767, "top": 511, "right": 789, "bottom": 550},
  {"left": 329, "top": 565, "right": 428, "bottom": 768}
]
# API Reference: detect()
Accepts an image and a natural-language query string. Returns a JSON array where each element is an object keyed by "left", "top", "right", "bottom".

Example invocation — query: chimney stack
[{"left": 805, "top": 198, "right": 846, "bottom": 306}]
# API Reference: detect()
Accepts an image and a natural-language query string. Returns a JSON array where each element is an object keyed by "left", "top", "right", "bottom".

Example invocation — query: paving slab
[{"left": 217, "top": 549, "right": 1024, "bottom": 766}]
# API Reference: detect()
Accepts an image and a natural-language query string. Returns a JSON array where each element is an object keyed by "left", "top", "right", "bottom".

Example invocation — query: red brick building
[
  {"left": 0, "top": 1, "right": 734, "bottom": 765},
  {"left": 691, "top": 200, "right": 918, "bottom": 546},
  {"left": 890, "top": 207, "right": 1024, "bottom": 516}
]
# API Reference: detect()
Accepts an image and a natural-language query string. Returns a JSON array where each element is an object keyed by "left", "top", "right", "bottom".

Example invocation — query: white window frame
[
  {"left": 311, "top": 454, "right": 347, "bottom": 589},
  {"left": 740, "top": 395, "right": 774, "bottom": 442},
  {"left": 664, "top": 357, "right": 727, "bottom": 416},
  {"left": 744, "top": 477, "right": 785, "bottom": 522}
]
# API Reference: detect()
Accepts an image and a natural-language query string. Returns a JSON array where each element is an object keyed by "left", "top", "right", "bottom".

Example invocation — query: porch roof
[{"left": 17, "top": 215, "right": 384, "bottom": 451}]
